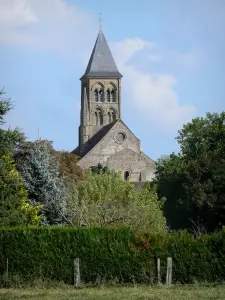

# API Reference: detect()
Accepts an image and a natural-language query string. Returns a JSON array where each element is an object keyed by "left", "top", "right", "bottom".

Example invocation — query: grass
[{"left": 0, "top": 285, "right": 225, "bottom": 300}]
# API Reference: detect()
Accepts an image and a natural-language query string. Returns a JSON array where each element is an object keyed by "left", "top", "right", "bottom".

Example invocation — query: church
[{"left": 72, "top": 27, "right": 156, "bottom": 185}]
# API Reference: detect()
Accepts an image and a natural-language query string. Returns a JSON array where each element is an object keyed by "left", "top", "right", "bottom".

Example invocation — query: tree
[
  {"left": 0, "top": 88, "right": 25, "bottom": 156},
  {"left": 177, "top": 112, "right": 225, "bottom": 159},
  {"left": 0, "top": 155, "right": 42, "bottom": 226},
  {"left": 155, "top": 112, "right": 225, "bottom": 232},
  {"left": 52, "top": 150, "right": 84, "bottom": 183},
  {"left": 58, "top": 171, "right": 166, "bottom": 233},
  {"left": 14, "top": 140, "right": 67, "bottom": 225}
]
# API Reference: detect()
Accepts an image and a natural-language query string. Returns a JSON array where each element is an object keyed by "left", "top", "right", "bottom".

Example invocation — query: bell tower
[{"left": 79, "top": 27, "right": 123, "bottom": 147}]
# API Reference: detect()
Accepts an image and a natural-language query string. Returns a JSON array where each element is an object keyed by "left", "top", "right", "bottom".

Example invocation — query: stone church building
[{"left": 72, "top": 27, "right": 156, "bottom": 184}]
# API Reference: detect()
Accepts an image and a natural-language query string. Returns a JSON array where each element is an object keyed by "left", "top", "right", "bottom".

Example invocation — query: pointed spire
[{"left": 81, "top": 27, "right": 122, "bottom": 79}]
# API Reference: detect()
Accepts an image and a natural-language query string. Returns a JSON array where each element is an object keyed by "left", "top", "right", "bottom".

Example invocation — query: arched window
[
  {"left": 107, "top": 108, "right": 117, "bottom": 124},
  {"left": 108, "top": 112, "right": 111, "bottom": 123},
  {"left": 106, "top": 89, "right": 110, "bottom": 102},
  {"left": 112, "top": 112, "right": 116, "bottom": 122},
  {"left": 94, "top": 89, "right": 98, "bottom": 102},
  {"left": 99, "top": 112, "right": 103, "bottom": 125},
  {"left": 99, "top": 89, "right": 104, "bottom": 102},
  {"left": 111, "top": 90, "right": 116, "bottom": 102},
  {"left": 95, "top": 112, "right": 98, "bottom": 125},
  {"left": 124, "top": 171, "right": 130, "bottom": 181},
  {"left": 95, "top": 108, "right": 103, "bottom": 126}
]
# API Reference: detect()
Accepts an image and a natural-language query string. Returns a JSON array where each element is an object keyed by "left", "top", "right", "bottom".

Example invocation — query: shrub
[{"left": 0, "top": 227, "right": 225, "bottom": 285}]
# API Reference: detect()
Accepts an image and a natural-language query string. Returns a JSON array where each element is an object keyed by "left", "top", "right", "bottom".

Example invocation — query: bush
[{"left": 0, "top": 227, "right": 225, "bottom": 285}]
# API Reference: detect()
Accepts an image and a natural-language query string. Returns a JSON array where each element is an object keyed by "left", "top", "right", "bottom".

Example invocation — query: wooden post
[
  {"left": 74, "top": 258, "right": 80, "bottom": 287},
  {"left": 166, "top": 257, "right": 172, "bottom": 285},
  {"left": 157, "top": 258, "right": 161, "bottom": 285}
]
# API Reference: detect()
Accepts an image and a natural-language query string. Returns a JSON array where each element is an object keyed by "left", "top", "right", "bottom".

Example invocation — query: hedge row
[{"left": 0, "top": 226, "right": 225, "bottom": 284}]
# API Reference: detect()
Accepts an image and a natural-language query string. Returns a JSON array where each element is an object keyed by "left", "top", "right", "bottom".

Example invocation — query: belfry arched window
[
  {"left": 94, "top": 89, "right": 98, "bottom": 102},
  {"left": 112, "top": 111, "right": 116, "bottom": 122},
  {"left": 108, "top": 112, "right": 111, "bottom": 123},
  {"left": 99, "top": 89, "right": 104, "bottom": 102},
  {"left": 107, "top": 108, "right": 117, "bottom": 124},
  {"left": 111, "top": 90, "right": 116, "bottom": 102},
  {"left": 94, "top": 112, "right": 98, "bottom": 125},
  {"left": 95, "top": 108, "right": 103, "bottom": 126},
  {"left": 106, "top": 89, "right": 110, "bottom": 102}
]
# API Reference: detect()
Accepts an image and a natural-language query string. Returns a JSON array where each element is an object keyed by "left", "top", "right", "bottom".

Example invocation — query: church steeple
[
  {"left": 81, "top": 28, "right": 122, "bottom": 79},
  {"left": 79, "top": 27, "right": 122, "bottom": 151}
]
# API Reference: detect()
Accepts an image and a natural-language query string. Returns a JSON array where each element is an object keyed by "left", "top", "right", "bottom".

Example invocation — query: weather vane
[{"left": 99, "top": 13, "right": 103, "bottom": 29}]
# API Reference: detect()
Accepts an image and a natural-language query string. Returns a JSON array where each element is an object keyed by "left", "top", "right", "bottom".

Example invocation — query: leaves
[
  {"left": 59, "top": 171, "right": 166, "bottom": 233},
  {"left": 0, "top": 155, "right": 42, "bottom": 226},
  {"left": 155, "top": 111, "right": 225, "bottom": 232},
  {"left": 14, "top": 140, "right": 67, "bottom": 225}
]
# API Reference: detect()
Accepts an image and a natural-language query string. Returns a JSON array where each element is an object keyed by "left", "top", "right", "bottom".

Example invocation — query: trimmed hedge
[{"left": 0, "top": 226, "right": 225, "bottom": 284}]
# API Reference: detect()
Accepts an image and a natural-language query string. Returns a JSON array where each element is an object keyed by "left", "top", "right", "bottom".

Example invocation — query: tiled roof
[{"left": 81, "top": 28, "right": 122, "bottom": 79}]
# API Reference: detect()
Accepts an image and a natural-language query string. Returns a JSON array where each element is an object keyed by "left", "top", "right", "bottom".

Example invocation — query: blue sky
[{"left": 0, "top": 0, "right": 224, "bottom": 160}]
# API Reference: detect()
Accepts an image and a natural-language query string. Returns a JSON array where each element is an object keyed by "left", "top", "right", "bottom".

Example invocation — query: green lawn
[{"left": 0, "top": 285, "right": 225, "bottom": 300}]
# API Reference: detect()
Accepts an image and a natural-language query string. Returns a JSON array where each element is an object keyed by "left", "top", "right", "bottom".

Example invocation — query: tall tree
[
  {"left": 0, "top": 155, "right": 42, "bottom": 226},
  {"left": 0, "top": 89, "right": 41, "bottom": 226},
  {"left": 0, "top": 88, "right": 25, "bottom": 156},
  {"left": 14, "top": 140, "right": 67, "bottom": 225},
  {"left": 155, "top": 112, "right": 225, "bottom": 232}
]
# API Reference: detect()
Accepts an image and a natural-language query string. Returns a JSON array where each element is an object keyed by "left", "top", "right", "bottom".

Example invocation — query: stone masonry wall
[{"left": 77, "top": 121, "right": 140, "bottom": 169}]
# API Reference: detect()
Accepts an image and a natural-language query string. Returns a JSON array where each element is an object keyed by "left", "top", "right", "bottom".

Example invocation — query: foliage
[
  {"left": 13, "top": 140, "right": 67, "bottom": 225},
  {"left": 0, "top": 155, "right": 42, "bottom": 226},
  {"left": 59, "top": 171, "right": 166, "bottom": 232},
  {"left": 53, "top": 150, "right": 84, "bottom": 183},
  {"left": 177, "top": 112, "right": 225, "bottom": 159},
  {"left": 0, "top": 89, "right": 25, "bottom": 156},
  {"left": 1, "top": 227, "right": 225, "bottom": 284},
  {"left": 90, "top": 163, "right": 109, "bottom": 174},
  {"left": 155, "top": 112, "right": 225, "bottom": 231}
]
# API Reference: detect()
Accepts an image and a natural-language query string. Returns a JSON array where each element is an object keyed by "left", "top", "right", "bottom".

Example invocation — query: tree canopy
[
  {"left": 59, "top": 171, "right": 166, "bottom": 233},
  {"left": 155, "top": 112, "right": 225, "bottom": 232}
]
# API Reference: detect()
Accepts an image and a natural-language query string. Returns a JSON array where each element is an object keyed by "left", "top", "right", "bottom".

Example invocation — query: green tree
[
  {"left": 0, "top": 88, "right": 25, "bottom": 156},
  {"left": 59, "top": 171, "right": 166, "bottom": 233},
  {"left": 0, "top": 155, "right": 42, "bottom": 226},
  {"left": 52, "top": 150, "right": 84, "bottom": 183},
  {"left": 177, "top": 112, "right": 225, "bottom": 159},
  {"left": 155, "top": 112, "right": 225, "bottom": 232},
  {"left": 14, "top": 140, "right": 67, "bottom": 225}
]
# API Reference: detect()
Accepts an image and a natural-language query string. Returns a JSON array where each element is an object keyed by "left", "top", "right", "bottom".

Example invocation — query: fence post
[
  {"left": 157, "top": 258, "right": 161, "bottom": 285},
  {"left": 166, "top": 257, "right": 172, "bottom": 285},
  {"left": 74, "top": 258, "right": 80, "bottom": 287}
]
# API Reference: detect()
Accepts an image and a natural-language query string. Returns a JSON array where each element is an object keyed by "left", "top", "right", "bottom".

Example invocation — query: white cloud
[
  {"left": 0, "top": 0, "right": 38, "bottom": 26},
  {"left": 111, "top": 40, "right": 196, "bottom": 131},
  {"left": 0, "top": 0, "right": 96, "bottom": 58},
  {"left": 0, "top": 0, "right": 196, "bottom": 132}
]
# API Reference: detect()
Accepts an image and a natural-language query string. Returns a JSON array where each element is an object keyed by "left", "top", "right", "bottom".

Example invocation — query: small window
[
  {"left": 112, "top": 112, "right": 116, "bottom": 122},
  {"left": 111, "top": 90, "right": 116, "bottom": 102},
  {"left": 95, "top": 112, "right": 98, "bottom": 125},
  {"left": 108, "top": 112, "right": 111, "bottom": 123},
  {"left": 99, "top": 89, "right": 104, "bottom": 102},
  {"left": 106, "top": 89, "right": 110, "bottom": 102},
  {"left": 124, "top": 171, "right": 130, "bottom": 181},
  {"left": 94, "top": 89, "right": 98, "bottom": 102},
  {"left": 99, "top": 112, "right": 103, "bottom": 125}
]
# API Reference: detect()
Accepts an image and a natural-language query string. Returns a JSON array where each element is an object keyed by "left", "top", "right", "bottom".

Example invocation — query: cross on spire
[{"left": 99, "top": 13, "right": 103, "bottom": 30}]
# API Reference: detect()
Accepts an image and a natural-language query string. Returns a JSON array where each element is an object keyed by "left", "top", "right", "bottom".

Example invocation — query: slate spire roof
[{"left": 81, "top": 28, "right": 122, "bottom": 79}]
